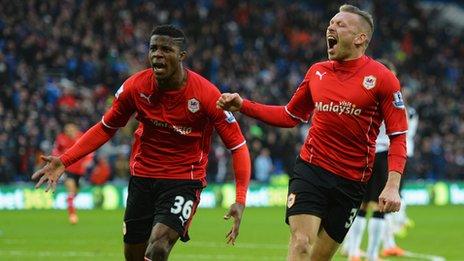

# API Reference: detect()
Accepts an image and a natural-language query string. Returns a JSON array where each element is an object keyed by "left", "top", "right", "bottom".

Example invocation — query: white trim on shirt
[
  {"left": 101, "top": 117, "right": 119, "bottom": 129},
  {"left": 387, "top": 130, "right": 408, "bottom": 136},
  {"left": 284, "top": 106, "right": 308, "bottom": 123},
  {"left": 229, "top": 141, "right": 246, "bottom": 151}
]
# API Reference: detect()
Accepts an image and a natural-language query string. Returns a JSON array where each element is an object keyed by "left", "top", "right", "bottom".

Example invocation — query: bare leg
[
  {"left": 287, "top": 214, "right": 321, "bottom": 261},
  {"left": 310, "top": 228, "right": 340, "bottom": 261},
  {"left": 124, "top": 242, "right": 147, "bottom": 261},
  {"left": 64, "top": 177, "right": 79, "bottom": 224},
  {"left": 145, "top": 223, "right": 179, "bottom": 261}
]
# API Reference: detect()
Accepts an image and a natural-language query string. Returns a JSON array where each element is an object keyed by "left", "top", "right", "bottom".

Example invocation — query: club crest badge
[
  {"left": 363, "top": 75, "right": 376, "bottom": 90},
  {"left": 287, "top": 193, "right": 296, "bottom": 208},
  {"left": 188, "top": 98, "right": 200, "bottom": 113}
]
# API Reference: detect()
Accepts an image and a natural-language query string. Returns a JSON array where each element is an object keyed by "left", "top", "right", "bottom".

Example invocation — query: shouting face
[
  {"left": 148, "top": 35, "right": 185, "bottom": 80},
  {"left": 326, "top": 11, "right": 368, "bottom": 61}
]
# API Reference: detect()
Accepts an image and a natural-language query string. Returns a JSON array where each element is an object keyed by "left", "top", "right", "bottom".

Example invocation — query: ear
[
  {"left": 179, "top": 50, "right": 186, "bottom": 61},
  {"left": 354, "top": 33, "right": 367, "bottom": 46}
]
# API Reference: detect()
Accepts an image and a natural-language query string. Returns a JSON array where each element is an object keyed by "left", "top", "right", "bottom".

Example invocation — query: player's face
[
  {"left": 64, "top": 123, "right": 78, "bottom": 137},
  {"left": 326, "top": 12, "right": 363, "bottom": 61},
  {"left": 149, "top": 35, "right": 185, "bottom": 80}
]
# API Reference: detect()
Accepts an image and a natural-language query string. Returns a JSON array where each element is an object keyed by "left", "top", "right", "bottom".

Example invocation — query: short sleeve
[
  {"left": 378, "top": 72, "right": 408, "bottom": 135},
  {"left": 102, "top": 80, "right": 136, "bottom": 129}
]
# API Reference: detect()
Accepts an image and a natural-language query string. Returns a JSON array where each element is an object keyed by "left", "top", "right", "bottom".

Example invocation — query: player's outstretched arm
[
  {"left": 224, "top": 145, "right": 251, "bottom": 245},
  {"left": 217, "top": 93, "right": 300, "bottom": 128},
  {"left": 32, "top": 122, "right": 117, "bottom": 192},
  {"left": 216, "top": 93, "right": 243, "bottom": 112}
]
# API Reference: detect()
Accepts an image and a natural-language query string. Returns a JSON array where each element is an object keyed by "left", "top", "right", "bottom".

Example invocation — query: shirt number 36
[{"left": 171, "top": 196, "right": 194, "bottom": 225}]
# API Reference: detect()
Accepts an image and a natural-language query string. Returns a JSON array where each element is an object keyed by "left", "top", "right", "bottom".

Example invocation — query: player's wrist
[
  {"left": 58, "top": 154, "right": 70, "bottom": 167},
  {"left": 386, "top": 171, "right": 401, "bottom": 188},
  {"left": 235, "top": 197, "right": 246, "bottom": 206},
  {"left": 240, "top": 99, "right": 252, "bottom": 113}
]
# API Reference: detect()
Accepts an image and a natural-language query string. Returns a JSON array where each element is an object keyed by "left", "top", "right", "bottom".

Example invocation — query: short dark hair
[{"left": 151, "top": 25, "right": 187, "bottom": 51}]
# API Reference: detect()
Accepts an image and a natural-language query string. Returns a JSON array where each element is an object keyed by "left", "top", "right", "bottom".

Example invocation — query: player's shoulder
[
  {"left": 368, "top": 58, "right": 396, "bottom": 79},
  {"left": 312, "top": 60, "right": 332, "bottom": 69},
  {"left": 187, "top": 69, "right": 221, "bottom": 97},
  {"left": 303, "top": 60, "right": 332, "bottom": 80},
  {"left": 125, "top": 68, "right": 153, "bottom": 87},
  {"left": 115, "top": 68, "right": 153, "bottom": 98},
  {"left": 362, "top": 57, "right": 400, "bottom": 91}
]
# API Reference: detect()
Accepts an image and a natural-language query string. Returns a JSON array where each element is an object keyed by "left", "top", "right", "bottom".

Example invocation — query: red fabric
[
  {"left": 67, "top": 194, "right": 75, "bottom": 215},
  {"left": 243, "top": 56, "right": 408, "bottom": 182},
  {"left": 231, "top": 145, "right": 251, "bottom": 205},
  {"left": 58, "top": 95, "right": 77, "bottom": 108},
  {"left": 52, "top": 132, "right": 93, "bottom": 175},
  {"left": 240, "top": 99, "right": 301, "bottom": 128},
  {"left": 102, "top": 69, "right": 246, "bottom": 183},
  {"left": 89, "top": 158, "right": 111, "bottom": 185},
  {"left": 388, "top": 133, "right": 407, "bottom": 174},
  {"left": 59, "top": 123, "right": 116, "bottom": 167}
]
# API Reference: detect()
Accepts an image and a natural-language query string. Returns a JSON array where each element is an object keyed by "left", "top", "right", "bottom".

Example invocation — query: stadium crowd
[{"left": 0, "top": 0, "right": 463, "bottom": 183}]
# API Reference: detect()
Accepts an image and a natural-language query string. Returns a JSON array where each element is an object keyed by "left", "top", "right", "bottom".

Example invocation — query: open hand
[
  {"left": 31, "top": 155, "right": 66, "bottom": 192},
  {"left": 224, "top": 203, "right": 245, "bottom": 245}
]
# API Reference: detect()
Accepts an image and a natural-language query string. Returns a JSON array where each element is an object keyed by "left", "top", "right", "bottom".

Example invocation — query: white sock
[
  {"left": 367, "top": 216, "right": 385, "bottom": 260},
  {"left": 341, "top": 226, "right": 354, "bottom": 254},
  {"left": 383, "top": 214, "right": 396, "bottom": 249},
  {"left": 397, "top": 198, "right": 408, "bottom": 225},
  {"left": 349, "top": 215, "right": 366, "bottom": 257}
]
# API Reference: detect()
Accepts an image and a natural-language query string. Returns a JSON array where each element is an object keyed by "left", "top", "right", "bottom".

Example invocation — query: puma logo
[
  {"left": 316, "top": 71, "right": 327, "bottom": 80},
  {"left": 179, "top": 216, "right": 187, "bottom": 226},
  {"left": 139, "top": 93, "right": 152, "bottom": 104}
]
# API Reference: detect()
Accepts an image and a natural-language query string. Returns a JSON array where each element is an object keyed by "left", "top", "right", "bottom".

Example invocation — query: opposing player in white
[
  {"left": 382, "top": 105, "right": 418, "bottom": 257},
  {"left": 346, "top": 123, "right": 389, "bottom": 261}
]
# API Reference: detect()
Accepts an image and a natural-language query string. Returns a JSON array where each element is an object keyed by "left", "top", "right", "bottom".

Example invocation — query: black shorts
[
  {"left": 65, "top": 172, "right": 82, "bottom": 188},
  {"left": 363, "top": 151, "right": 388, "bottom": 203},
  {"left": 123, "top": 176, "right": 204, "bottom": 244},
  {"left": 285, "top": 158, "right": 366, "bottom": 243}
]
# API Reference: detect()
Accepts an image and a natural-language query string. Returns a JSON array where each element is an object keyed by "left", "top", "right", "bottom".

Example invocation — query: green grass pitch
[{"left": 0, "top": 205, "right": 462, "bottom": 260}]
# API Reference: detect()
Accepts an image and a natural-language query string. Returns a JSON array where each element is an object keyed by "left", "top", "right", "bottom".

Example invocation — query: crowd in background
[{"left": 0, "top": 0, "right": 463, "bottom": 184}]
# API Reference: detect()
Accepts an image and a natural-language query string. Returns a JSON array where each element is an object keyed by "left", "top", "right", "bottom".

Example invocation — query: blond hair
[{"left": 339, "top": 4, "right": 374, "bottom": 45}]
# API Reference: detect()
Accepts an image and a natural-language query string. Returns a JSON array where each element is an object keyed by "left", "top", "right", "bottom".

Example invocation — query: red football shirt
[
  {"left": 52, "top": 133, "right": 92, "bottom": 175},
  {"left": 102, "top": 69, "right": 246, "bottom": 183},
  {"left": 286, "top": 55, "right": 407, "bottom": 182}
]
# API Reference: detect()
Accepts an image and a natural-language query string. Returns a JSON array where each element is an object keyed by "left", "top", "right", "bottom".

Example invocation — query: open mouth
[
  {"left": 153, "top": 62, "right": 167, "bottom": 73},
  {"left": 327, "top": 36, "right": 338, "bottom": 51}
]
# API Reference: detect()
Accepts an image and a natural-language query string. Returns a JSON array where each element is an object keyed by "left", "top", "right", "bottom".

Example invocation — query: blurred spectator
[
  {"left": 254, "top": 148, "right": 273, "bottom": 183},
  {"left": 214, "top": 145, "right": 228, "bottom": 183},
  {"left": 89, "top": 155, "right": 111, "bottom": 186},
  {"left": 0, "top": 0, "right": 463, "bottom": 183}
]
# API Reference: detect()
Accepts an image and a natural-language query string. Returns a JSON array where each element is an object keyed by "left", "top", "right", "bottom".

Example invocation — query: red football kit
[
  {"left": 59, "top": 68, "right": 250, "bottom": 204},
  {"left": 241, "top": 55, "right": 407, "bottom": 182},
  {"left": 101, "top": 68, "right": 246, "bottom": 181},
  {"left": 52, "top": 132, "right": 92, "bottom": 175}
]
